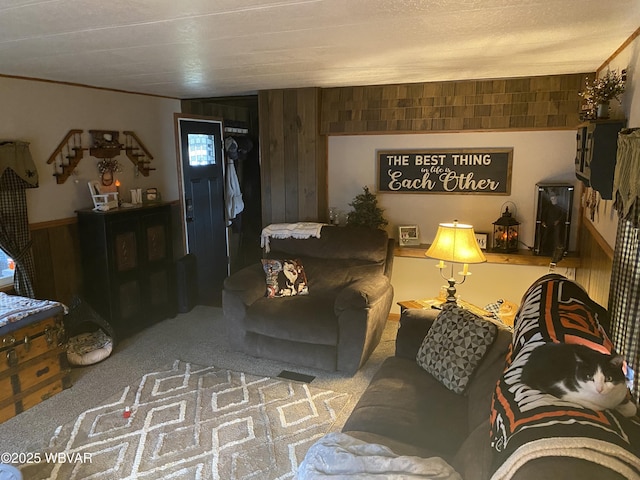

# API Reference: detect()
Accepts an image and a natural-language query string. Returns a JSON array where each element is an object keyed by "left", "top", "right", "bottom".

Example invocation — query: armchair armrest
[
  {"left": 334, "top": 276, "right": 392, "bottom": 313},
  {"left": 395, "top": 308, "right": 440, "bottom": 360},
  {"left": 334, "top": 275, "right": 395, "bottom": 373},
  {"left": 223, "top": 263, "right": 266, "bottom": 306}
]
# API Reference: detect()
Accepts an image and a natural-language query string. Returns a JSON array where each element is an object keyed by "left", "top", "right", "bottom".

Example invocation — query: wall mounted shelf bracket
[
  {"left": 47, "top": 129, "right": 86, "bottom": 184},
  {"left": 123, "top": 131, "right": 155, "bottom": 176},
  {"left": 47, "top": 129, "right": 155, "bottom": 183}
]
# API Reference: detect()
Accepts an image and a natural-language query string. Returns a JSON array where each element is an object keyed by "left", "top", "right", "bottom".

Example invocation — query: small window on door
[
  {"left": 0, "top": 249, "right": 15, "bottom": 287},
  {"left": 187, "top": 134, "right": 216, "bottom": 166}
]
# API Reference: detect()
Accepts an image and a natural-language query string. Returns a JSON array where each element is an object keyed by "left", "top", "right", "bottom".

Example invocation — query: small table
[{"left": 397, "top": 298, "right": 517, "bottom": 326}]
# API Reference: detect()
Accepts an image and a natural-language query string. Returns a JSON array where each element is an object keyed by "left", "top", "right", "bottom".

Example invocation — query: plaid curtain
[
  {"left": 0, "top": 142, "right": 38, "bottom": 298},
  {"left": 610, "top": 129, "right": 640, "bottom": 401},
  {"left": 609, "top": 207, "right": 640, "bottom": 400}
]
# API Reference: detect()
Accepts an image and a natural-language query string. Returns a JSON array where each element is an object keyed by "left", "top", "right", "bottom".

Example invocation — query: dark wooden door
[{"left": 177, "top": 118, "right": 228, "bottom": 305}]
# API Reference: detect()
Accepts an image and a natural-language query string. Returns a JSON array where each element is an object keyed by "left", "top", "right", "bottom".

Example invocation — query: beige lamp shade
[{"left": 425, "top": 222, "right": 487, "bottom": 264}]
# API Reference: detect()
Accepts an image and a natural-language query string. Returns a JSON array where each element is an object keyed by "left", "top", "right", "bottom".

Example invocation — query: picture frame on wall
[
  {"left": 474, "top": 232, "right": 489, "bottom": 250},
  {"left": 398, "top": 225, "right": 420, "bottom": 246}
]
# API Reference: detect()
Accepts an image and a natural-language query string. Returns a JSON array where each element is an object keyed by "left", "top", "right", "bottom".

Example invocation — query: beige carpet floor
[{"left": 0, "top": 306, "right": 398, "bottom": 477}]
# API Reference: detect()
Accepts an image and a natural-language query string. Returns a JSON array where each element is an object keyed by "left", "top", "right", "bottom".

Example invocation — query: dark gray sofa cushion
[
  {"left": 342, "top": 356, "right": 468, "bottom": 459},
  {"left": 395, "top": 307, "right": 439, "bottom": 359}
]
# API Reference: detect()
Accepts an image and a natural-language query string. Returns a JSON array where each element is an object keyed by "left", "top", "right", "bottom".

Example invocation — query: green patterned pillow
[{"left": 416, "top": 303, "right": 498, "bottom": 394}]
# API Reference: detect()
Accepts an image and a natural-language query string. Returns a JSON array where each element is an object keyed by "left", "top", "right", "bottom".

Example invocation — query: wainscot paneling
[
  {"left": 30, "top": 218, "right": 82, "bottom": 305},
  {"left": 575, "top": 219, "right": 613, "bottom": 308}
]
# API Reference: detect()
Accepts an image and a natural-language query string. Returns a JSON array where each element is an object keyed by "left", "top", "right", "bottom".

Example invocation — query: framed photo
[
  {"left": 474, "top": 232, "right": 489, "bottom": 250},
  {"left": 398, "top": 225, "right": 420, "bottom": 246}
]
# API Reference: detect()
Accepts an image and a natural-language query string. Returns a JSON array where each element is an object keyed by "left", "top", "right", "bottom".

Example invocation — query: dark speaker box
[{"left": 176, "top": 254, "right": 198, "bottom": 313}]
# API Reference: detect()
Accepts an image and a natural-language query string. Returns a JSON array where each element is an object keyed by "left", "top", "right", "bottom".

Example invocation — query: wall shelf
[
  {"left": 46, "top": 129, "right": 155, "bottom": 183},
  {"left": 46, "top": 129, "right": 86, "bottom": 184},
  {"left": 123, "top": 130, "right": 155, "bottom": 176},
  {"left": 394, "top": 243, "right": 581, "bottom": 268}
]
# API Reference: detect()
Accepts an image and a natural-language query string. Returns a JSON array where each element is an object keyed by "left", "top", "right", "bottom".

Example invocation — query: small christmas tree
[{"left": 347, "top": 186, "right": 388, "bottom": 229}]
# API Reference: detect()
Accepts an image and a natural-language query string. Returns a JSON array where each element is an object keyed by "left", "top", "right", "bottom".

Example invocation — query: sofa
[
  {"left": 222, "top": 225, "right": 394, "bottom": 373},
  {"left": 335, "top": 276, "right": 640, "bottom": 479}
]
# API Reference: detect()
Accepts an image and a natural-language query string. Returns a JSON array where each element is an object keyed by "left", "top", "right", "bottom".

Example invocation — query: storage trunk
[{"left": 0, "top": 309, "right": 71, "bottom": 423}]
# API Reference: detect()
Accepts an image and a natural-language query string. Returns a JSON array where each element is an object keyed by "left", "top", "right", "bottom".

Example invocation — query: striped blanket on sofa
[{"left": 489, "top": 274, "right": 640, "bottom": 479}]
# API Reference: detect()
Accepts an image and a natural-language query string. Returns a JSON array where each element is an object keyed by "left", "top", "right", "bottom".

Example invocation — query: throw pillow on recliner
[
  {"left": 261, "top": 258, "right": 309, "bottom": 298},
  {"left": 416, "top": 303, "right": 498, "bottom": 394}
]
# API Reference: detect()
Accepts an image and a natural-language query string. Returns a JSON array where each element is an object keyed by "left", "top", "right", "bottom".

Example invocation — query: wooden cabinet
[
  {"left": 77, "top": 203, "right": 176, "bottom": 339},
  {"left": 575, "top": 119, "right": 626, "bottom": 200}
]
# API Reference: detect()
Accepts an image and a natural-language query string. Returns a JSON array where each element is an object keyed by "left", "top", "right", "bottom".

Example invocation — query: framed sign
[{"left": 377, "top": 148, "right": 513, "bottom": 195}]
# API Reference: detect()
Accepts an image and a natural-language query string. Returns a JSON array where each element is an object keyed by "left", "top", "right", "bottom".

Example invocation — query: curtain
[
  {"left": 0, "top": 141, "right": 39, "bottom": 298},
  {"left": 609, "top": 206, "right": 640, "bottom": 400},
  {"left": 609, "top": 129, "right": 640, "bottom": 401}
]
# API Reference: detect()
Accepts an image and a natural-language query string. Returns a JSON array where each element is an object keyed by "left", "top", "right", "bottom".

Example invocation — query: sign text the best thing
[{"left": 377, "top": 148, "right": 513, "bottom": 195}]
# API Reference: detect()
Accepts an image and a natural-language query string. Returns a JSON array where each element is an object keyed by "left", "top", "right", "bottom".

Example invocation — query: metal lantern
[{"left": 493, "top": 206, "right": 520, "bottom": 252}]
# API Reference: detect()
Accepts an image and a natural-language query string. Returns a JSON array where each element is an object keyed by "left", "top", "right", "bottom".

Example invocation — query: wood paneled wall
[
  {"left": 258, "top": 88, "right": 327, "bottom": 225},
  {"left": 575, "top": 219, "right": 614, "bottom": 308},
  {"left": 320, "top": 73, "right": 590, "bottom": 134},
  {"left": 30, "top": 219, "right": 82, "bottom": 305},
  {"left": 181, "top": 96, "right": 259, "bottom": 133},
  {"left": 256, "top": 74, "right": 593, "bottom": 225}
]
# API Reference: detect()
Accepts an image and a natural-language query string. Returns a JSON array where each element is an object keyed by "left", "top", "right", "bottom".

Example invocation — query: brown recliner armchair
[{"left": 222, "top": 225, "right": 394, "bottom": 374}]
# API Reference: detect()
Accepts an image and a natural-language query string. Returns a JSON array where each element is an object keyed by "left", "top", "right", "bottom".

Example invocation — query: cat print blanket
[{"left": 490, "top": 274, "right": 640, "bottom": 479}]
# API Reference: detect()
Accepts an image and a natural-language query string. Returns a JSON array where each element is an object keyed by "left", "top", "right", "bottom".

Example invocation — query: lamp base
[{"left": 445, "top": 279, "right": 457, "bottom": 303}]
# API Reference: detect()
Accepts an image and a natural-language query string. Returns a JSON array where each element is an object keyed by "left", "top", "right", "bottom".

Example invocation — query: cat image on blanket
[
  {"left": 276, "top": 260, "right": 307, "bottom": 296},
  {"left": 522, "top": 342, "right": 637, "bottom": 417}
]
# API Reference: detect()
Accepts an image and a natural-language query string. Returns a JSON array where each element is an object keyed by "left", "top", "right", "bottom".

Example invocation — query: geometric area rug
[{"left": 21, "top": 360, "right": 350, "bottom": 480}]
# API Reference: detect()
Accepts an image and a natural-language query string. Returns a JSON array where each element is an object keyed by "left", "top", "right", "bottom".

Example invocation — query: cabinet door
[
  {"left": 107, "top": 217, "right": 144, "bottom": 330},
  {"left": 575, "top": 126, "right": 589, "bottom": 186},
  {"left": 141, "top": 210, "right": 170, "bottom": 265},
  {"left": 140, "top": 207, "right": 176, "bottom": 319},
  {"left": 582, "top": 124, "right": 595, "bottom": 185},
  {"left": 114, "top": 230, "right": 138, "bottom": 272},
  {"left": 118, "top": 279, "right": 143, "bottom": 320},
  {"left": 146, "top": 224, "right": 166, "bottom": 262},
  {"left": 589, "top": 120, "right": 625, "bottom": 200}
]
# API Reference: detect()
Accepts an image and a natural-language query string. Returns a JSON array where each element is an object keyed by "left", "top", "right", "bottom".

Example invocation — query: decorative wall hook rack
[{"left": 47, "top": 129, "right": 155, "bottom": 183}]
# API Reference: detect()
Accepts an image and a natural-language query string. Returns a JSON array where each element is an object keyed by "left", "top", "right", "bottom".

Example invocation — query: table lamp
[{"left": 425, "top": 220, "right": 487, "bottom": 303}]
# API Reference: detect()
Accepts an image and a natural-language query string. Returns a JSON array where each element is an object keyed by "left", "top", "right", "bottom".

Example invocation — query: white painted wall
[
  {"left": 328, "top": 130, "right": 579, "bottom": 312},
  {"left": 1, "top": 77, "right": 181, "bottom": 223}
]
